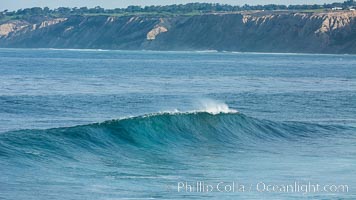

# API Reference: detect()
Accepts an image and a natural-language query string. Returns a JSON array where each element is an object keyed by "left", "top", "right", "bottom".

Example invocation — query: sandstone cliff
[{"left": 0, "top": 11, "right": 356, "bottom": 54}]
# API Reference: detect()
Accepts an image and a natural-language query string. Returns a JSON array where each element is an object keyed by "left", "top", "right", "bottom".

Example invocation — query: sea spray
[{"left": 196, "top": 99, "right": 238, "bottom": 114}]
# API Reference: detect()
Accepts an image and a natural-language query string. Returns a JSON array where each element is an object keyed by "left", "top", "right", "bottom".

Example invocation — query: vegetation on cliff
[{"left": 0, "top": 0, "right": 356, "bottom": 21}]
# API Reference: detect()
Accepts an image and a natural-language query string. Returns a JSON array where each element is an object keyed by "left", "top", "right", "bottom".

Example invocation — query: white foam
[{"left": 197, "top": 99, "right": 238, "bottom": 114}]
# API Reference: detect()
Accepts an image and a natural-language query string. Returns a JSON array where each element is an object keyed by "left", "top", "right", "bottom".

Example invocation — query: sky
[{"left": 1, "top": 0, "right": 341, "bottom": 11}]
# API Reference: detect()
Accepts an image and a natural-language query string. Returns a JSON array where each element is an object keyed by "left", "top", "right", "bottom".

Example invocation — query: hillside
[{"left": 1, "top": 11, "right": 356, "bottom": 54}]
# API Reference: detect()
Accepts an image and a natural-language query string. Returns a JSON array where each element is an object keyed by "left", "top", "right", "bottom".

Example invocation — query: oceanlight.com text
[{"left": 174, "top": 181, "right": 349, "bottom": 194}]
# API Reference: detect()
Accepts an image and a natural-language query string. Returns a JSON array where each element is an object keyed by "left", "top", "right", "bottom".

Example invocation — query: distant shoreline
[
  {"left": 1, "top": 11, "right": 356, "bottom": 54},
  {"left": 1, "top": 47, "right": 354, "bottom": 56}
]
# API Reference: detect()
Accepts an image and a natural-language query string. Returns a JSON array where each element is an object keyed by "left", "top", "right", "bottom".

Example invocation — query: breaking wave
[{"left": 0, "top": 110, "right": 352, "bottom": 161}]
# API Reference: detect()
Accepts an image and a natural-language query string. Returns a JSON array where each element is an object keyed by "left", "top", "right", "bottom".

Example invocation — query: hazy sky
[{"left": 1, "top": 0, "right": 341, "bottom": 11}]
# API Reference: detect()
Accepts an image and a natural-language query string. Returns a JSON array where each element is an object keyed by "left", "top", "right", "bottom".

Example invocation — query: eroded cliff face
[
  {"left": 0, "top": 11, "right": 356, "bottom": 53},
  {"left": 0, "top": 20, "right": 30, "bottom": 37}
]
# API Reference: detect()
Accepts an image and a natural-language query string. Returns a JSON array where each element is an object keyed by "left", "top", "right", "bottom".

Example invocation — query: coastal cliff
[{"left": 1, "top": 11, "right": 356, "bottom": 54}]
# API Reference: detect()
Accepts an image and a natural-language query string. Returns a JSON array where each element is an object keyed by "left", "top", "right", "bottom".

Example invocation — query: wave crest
[{"left": 195, "top": 99, "right": 238, "bottom": 114}]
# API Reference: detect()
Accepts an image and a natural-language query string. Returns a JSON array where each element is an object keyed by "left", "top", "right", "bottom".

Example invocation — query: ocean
[{"left": 0, "top": 48, "right": 356, "bottom": 199}]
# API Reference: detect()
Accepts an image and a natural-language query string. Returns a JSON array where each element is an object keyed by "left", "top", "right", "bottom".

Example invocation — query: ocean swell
[{"left": 0, "top": 111, "right": 351, "bottom": 161}]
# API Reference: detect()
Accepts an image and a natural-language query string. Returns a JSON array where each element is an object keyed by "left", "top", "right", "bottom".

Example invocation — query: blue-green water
[{"left": 0, "top": 49, "right": 356, "bottom": 199}]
